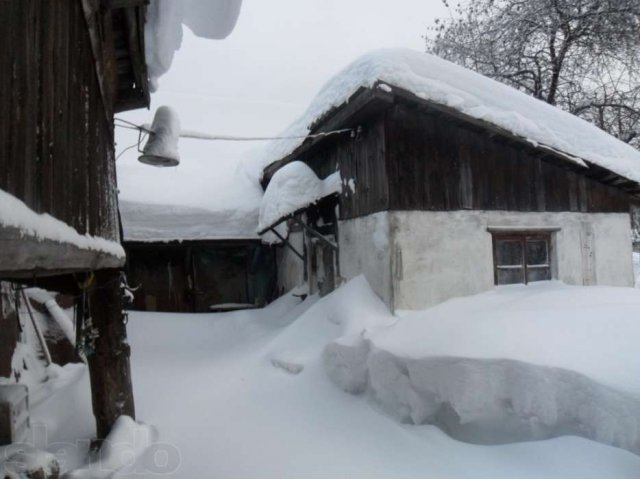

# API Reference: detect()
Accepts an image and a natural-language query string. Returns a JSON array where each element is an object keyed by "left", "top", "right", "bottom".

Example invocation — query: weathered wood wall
[
  {"left": 125, "top": 242, "right": 277, "bottom": 313},
  {"left": 295, "top": 100, "right": 630, "bottom": 219},
  {"left": 383, "top": 103, "right": 630, "bottom": 214},
  {"left": 294, "top": 117, "right": 389, "bottom": 219},
  {"left": 0, "top": 0, "right": 119, "bottom": 241}
]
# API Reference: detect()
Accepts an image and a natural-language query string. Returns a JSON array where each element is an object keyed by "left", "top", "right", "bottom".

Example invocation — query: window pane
[
  {"left": 495, "top": 239, "right": 523, "bottom": 266},
  {"left": 497, "top": 267, "right": 524, "bottom": 285},
  {"left": 527, "top": 266, "right": 551, "bottom": 282},
  {"left": 526, "top": 239, "right": 548, "bottom": 266}
]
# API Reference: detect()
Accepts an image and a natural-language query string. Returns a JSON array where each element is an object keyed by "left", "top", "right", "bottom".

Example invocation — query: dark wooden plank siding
[
  {"left": 383, "top": 103, "right": 629, "bottom": 214},
  {"left": 125, "top": 242, "right": 276, "bottom": 313},
  {"left": 299, "top": 117, "right": 389, "bottom": 220},
  {"left": 0, "top": 0, "right": 119, "bottom": 241}
]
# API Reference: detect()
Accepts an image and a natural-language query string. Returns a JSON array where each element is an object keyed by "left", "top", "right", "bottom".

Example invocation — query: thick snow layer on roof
[
  {"left": 118, "top": 147, "right": 263, "bottom": 241},
  {"left": 120, "top": 200, "right": 259, "bottom": 242},
  {"left": 145, "top": 0, "right": 242, "bottom": 91},
  {"left": 260, "top": 48, "right": 640, "bottom": 184},
  {"left": 258, "top": 161, "right": 341, "bottom": 233},
  {"left": 0, "top": 189, "right": 124, "bottom": 258}
]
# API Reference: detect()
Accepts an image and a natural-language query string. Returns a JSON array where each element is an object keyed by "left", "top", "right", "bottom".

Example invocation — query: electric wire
[{"left": 114, "top": 117, "right": 353, "bottom": 142}]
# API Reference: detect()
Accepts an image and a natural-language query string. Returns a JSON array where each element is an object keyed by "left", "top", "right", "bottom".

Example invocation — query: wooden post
[
  {"left": 320, "top": 243, "right": 336, "bottom": 296},
  {"left": 86, "top": 269, "right": 135, "bottom": 439},
  {"left": 0, "top": 283, "right": 19, "bottom": 379}
]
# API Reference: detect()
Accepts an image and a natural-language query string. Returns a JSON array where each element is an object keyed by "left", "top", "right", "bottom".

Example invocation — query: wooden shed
[
  {"left": 0, "top": 0, "right": 150, "bottom": 439},
  {"left": 120, "top": 200, "right": 276, "bottom": 313},
  {"left": 260, "top": 50, "right": 640, "bottom": 311}
]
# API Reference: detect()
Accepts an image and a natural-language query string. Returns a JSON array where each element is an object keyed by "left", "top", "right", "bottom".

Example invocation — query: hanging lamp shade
[{"left": 138, "top": 106, "right": 181, "bottom": 167}]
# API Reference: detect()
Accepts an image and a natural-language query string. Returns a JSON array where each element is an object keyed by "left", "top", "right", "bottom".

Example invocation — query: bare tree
[{"left": 427, "top": 0, "right": 640, "bottom": 147}]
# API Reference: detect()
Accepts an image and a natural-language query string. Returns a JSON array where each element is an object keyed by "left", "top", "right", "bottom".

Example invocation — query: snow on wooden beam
[{"left": 0, "top": 225, "right": 124, "bottom": 279}]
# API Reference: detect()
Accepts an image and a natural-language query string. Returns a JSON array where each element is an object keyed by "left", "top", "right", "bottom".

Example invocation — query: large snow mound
[
  {"left": 0, "top": 188, "right": 124, "bottom": 258},
  {"left": 115, "top": 278, "right": 640, "bottom": 476},
  {"left": 260, "top": 48, "right": 640, "bottom": 185},
  {"left": 258, "top": 161, "right": 341, "bottom": 234},
  {"left": 120, "top": 200, "right": 258, "bottom": 242},
  {"left": 323, "top": 280, "right": 640, "bottom": 456},
  {"left": 145, "top": 0, "right": 242, "bottom": 91}
]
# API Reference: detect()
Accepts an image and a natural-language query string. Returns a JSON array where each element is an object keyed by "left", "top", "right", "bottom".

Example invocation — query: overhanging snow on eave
[{"left": 257, "top": 192, "right": 340, "bottom": 236}]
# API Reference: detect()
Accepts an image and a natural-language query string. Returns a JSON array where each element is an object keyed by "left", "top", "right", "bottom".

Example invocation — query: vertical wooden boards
[
  {"left": 0, "top": 0, "right": 119, "bottom": 242},
  {"left": 0, "top": 285, "right": 18, "bottom": 379},
  {"left": 381, "top": 103, "right": 629, "bottom": 215},
  {"left": 308, "top": 117, "right": 388, "bottom": 220},
  {"left": 282, "top": 97, "right": 631, "bottom": 220}
]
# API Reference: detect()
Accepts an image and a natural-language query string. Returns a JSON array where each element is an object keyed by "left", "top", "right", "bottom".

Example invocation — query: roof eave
[
  {"left": 0, "top": 225, "right": 125, "bottom": 280},
  {"left": 262, "top": 82, "right": 640, "bottom": 200}
]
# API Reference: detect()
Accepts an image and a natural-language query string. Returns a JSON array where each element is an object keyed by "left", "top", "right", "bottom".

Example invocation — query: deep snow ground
[{"left": 113, "top": 283, "right": 640, "bottom": 478}]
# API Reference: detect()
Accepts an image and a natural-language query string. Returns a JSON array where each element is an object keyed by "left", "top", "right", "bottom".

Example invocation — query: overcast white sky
[{"left": 116, "top": 0, "right": 449, "bottom": 210}]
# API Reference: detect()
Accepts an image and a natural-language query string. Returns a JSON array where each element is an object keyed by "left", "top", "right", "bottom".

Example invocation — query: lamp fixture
[{"left": 114, "top": 106, "right": 354, "bottom": 168}]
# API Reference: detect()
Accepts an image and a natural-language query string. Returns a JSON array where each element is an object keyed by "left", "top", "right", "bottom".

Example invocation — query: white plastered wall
[
  {"left": 338, "top": 212, "right": 393, "bottom": 306},
  {"left": 390, "top": 210, "right": 633, "bottom": 311}
]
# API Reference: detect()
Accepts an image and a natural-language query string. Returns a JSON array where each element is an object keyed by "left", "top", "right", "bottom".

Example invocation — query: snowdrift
[
  {"left": 120, "top": 277, "right": 640, "bottom": 476},
  {"left": 321, "top": 280, "right": 640, "bottom": 456}
]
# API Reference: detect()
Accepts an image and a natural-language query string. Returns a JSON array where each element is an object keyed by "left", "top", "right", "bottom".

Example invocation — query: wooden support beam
[
  {"left": 87, "top": 269, "right": 135, "bottom": 439},
  {"left": 293, "top": 218, "right": 338, "bottom": 250},
  {"left": 269, "top": 228, "right": 304, "bottom": 261},
  {"left": 0, "top": 226, "right": 125, "bottom": 280},
  {"left": 113, "top": 86, "right": 148, "bottom": 113}
]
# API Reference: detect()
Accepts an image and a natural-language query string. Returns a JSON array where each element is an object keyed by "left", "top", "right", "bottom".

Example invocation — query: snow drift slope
[
  {"left": 323, "top": 281, "right": 640, "bottom": 456},
  {"left": 122, "top": 278, "right": 640, "bottom": 477}
]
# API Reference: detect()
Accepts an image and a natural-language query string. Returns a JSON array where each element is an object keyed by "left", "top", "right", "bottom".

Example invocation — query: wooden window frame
[{"left": 492, "top": 232, "right": 552, "bottom": 285}]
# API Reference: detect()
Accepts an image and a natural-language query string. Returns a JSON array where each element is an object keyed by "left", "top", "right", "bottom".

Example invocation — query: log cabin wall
[
  {"left": 0, "top": 0, "right": 120, "bottom": 241},
  {"left": 383, "top": 103, "right": 630, "bottom": 215}
]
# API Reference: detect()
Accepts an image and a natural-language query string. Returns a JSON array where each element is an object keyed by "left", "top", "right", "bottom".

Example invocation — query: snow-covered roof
[
  {"left": 120, "top": 200, "right": 259, "bottom": 243},
  {"left": 0, "top": 188, "right": 125, "bottom": 258},
  {"left": 145, "top": 0, "right": 243, "bottom": 91},
  {"left": 117, "top": 144, "right": 264, "bottom": 242},
  {"left": 260, "top": 48, "right": 640, "bottom": 185},
  {"left": 258, "top": 161, "right": 341, "bottom": 234}
]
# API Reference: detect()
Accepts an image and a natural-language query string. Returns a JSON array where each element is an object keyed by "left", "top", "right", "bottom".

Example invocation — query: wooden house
[
  {"left": 120, "top": 200, "right": 276, "bottom": 313},
  {"left": 0, "top": 0, "right": 150, "bottom": 439},
  {"left": 259, "top": 50, "right": 640, "bottom": 311}
]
